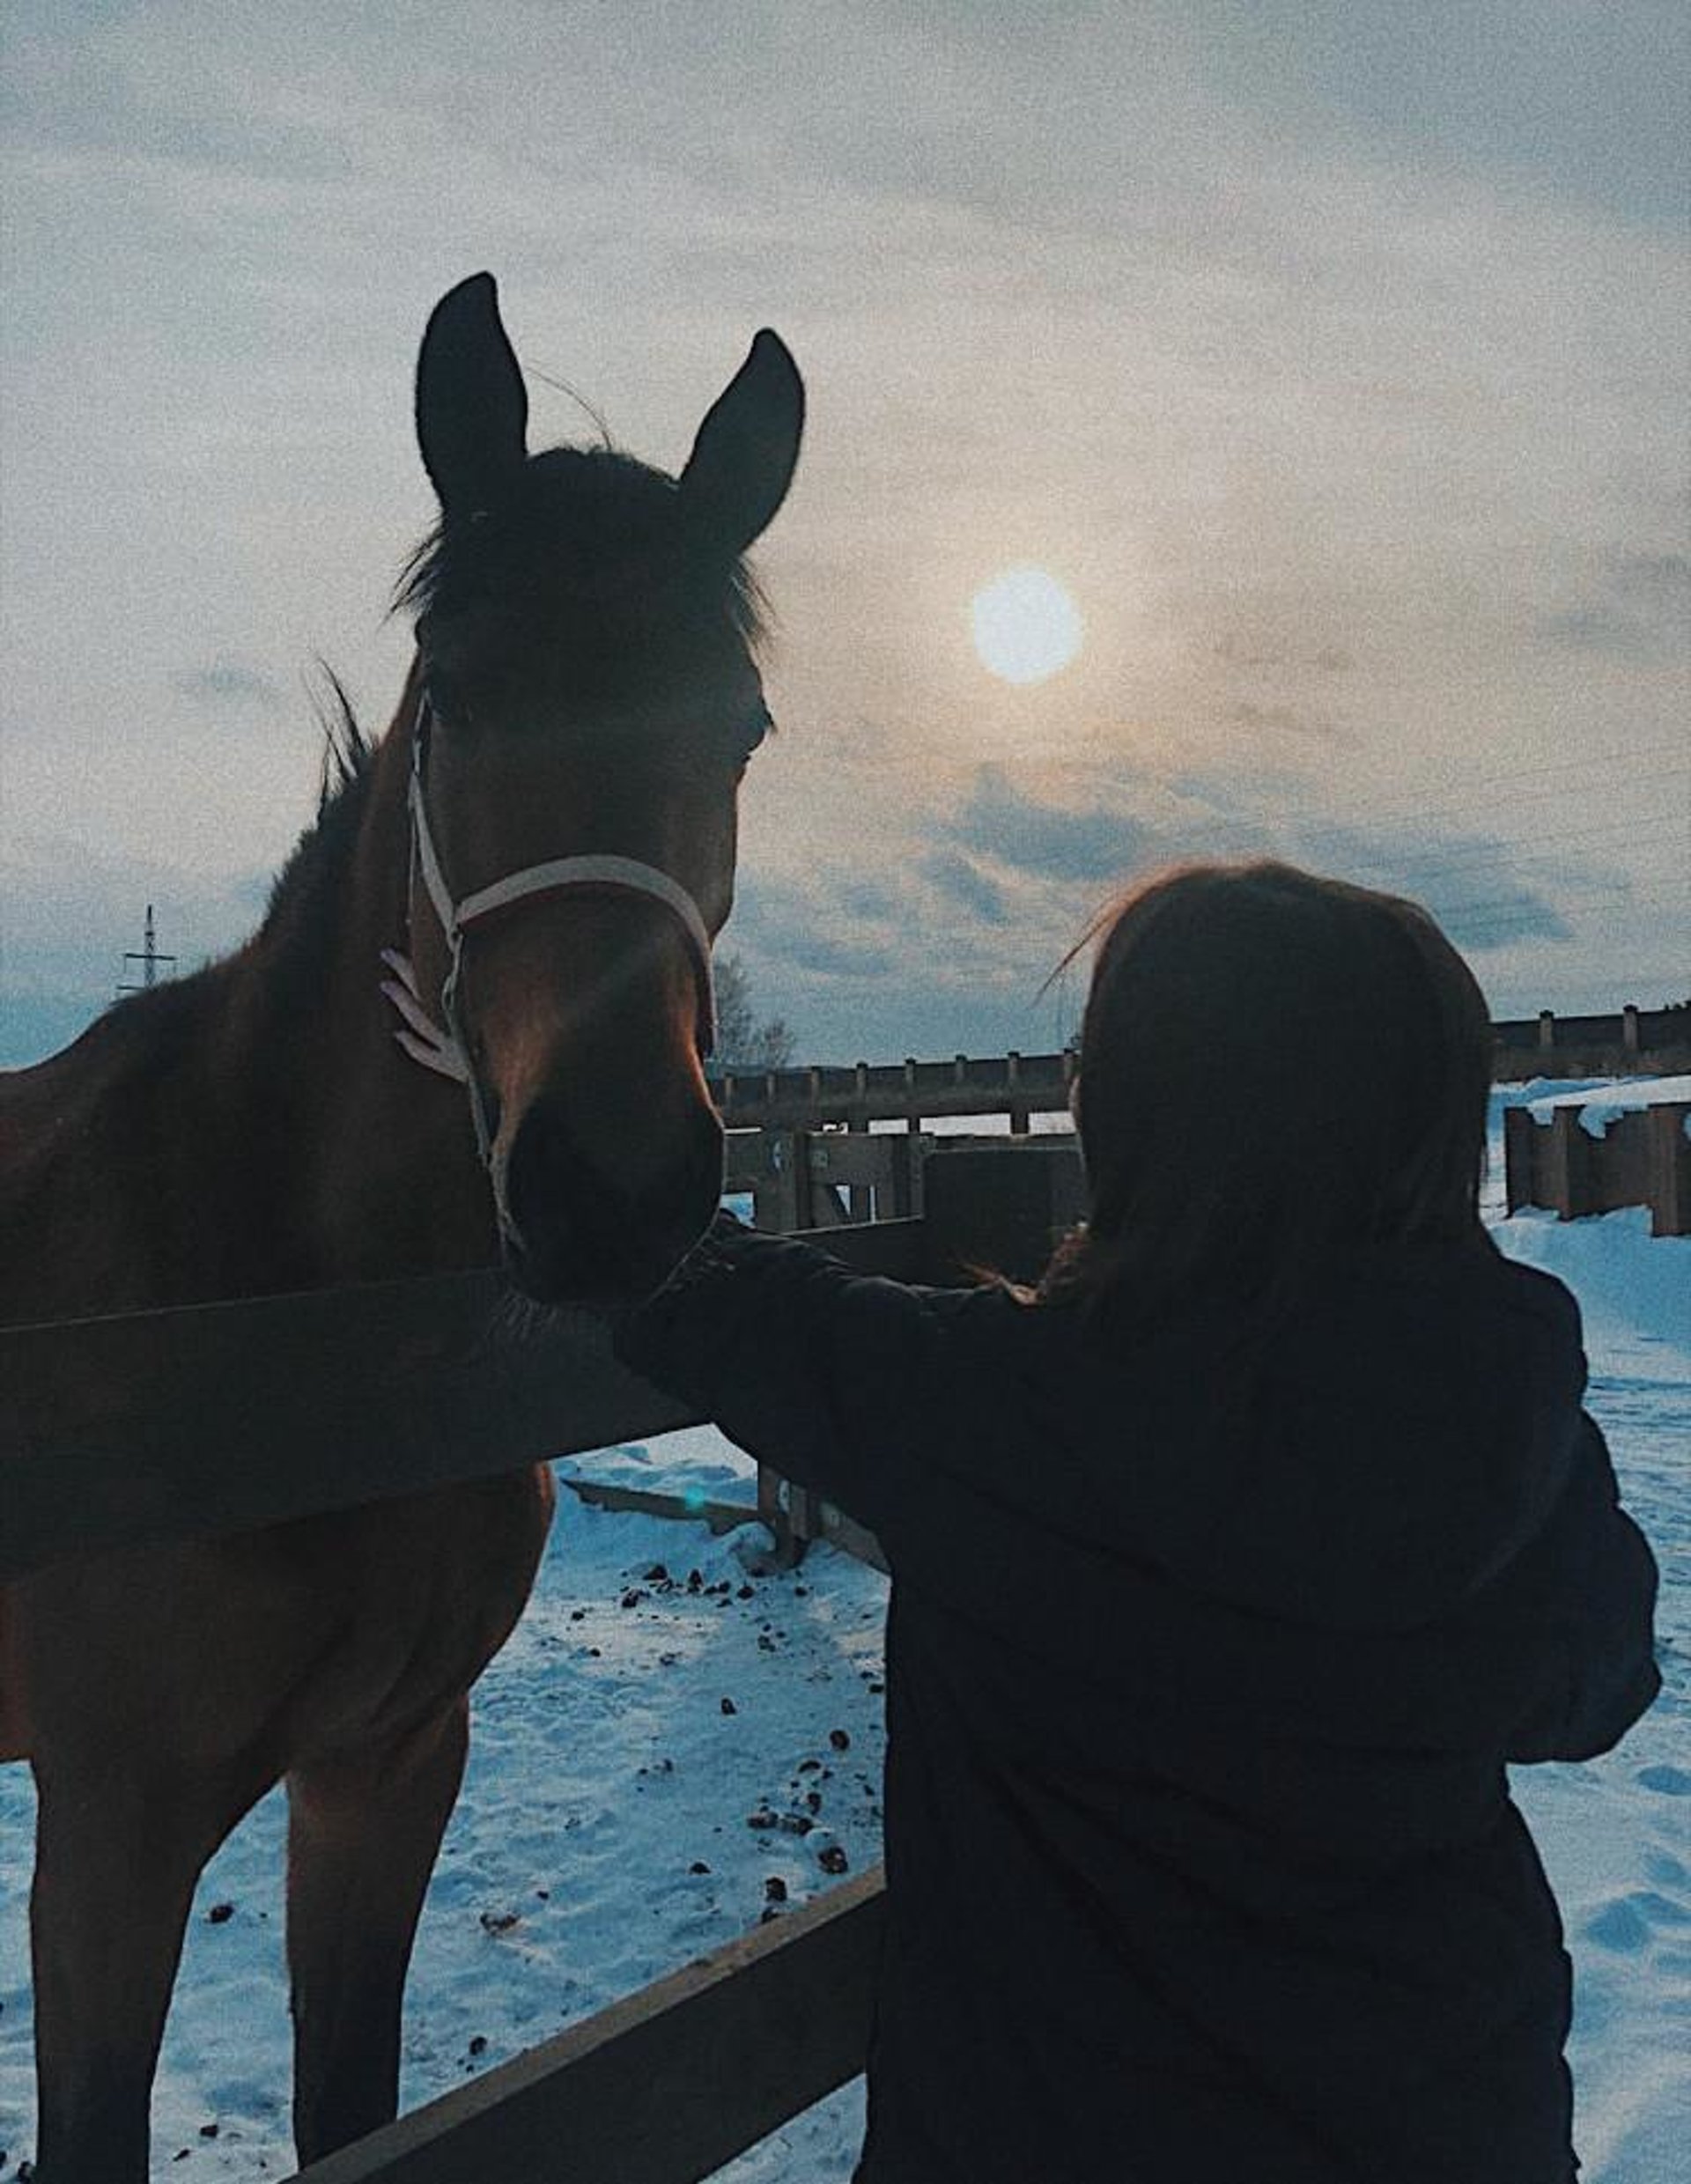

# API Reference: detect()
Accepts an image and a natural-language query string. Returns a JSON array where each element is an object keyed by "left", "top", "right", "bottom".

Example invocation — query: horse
[{"left": 0, "top": 271, "right": 804, "bottom": 2180}]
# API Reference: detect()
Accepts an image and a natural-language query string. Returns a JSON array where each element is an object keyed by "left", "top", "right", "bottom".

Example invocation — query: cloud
[
  {"left": 1290, "top": 818, "right": 1578, "bottom": 950},
  {"left": 918, "top": 850, "right": 1010, "bottom": 925},
  {"left": 920, "top": 761, "right": 1589, "bottom": 960},
  {"left": 1213, "top": 633, "right": 1355, "bottom": 676},
  {"left": 949, "top": 766, "right": 1154, "bottom": 885},
  {"left": 1537, "top": 551, "right": 1691, "bottom": 660},
  {"left": 168, "top": 660, "right": 286, "bottom": 712}
]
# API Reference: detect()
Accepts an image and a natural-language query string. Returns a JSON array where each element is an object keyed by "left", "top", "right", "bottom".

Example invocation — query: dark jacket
[{"left": 615, "top": 1218, "right": 1660, "bottom": 2184}]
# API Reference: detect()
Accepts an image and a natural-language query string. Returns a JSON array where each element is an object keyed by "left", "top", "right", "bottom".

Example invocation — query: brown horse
[{"left": 0, "top": 273, "right": 803, "bottom": 2180}]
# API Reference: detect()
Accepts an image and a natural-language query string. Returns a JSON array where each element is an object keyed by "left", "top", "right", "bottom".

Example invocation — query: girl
[{"left": 614, "top": 860, "right": 1659, "bottom": 2183}]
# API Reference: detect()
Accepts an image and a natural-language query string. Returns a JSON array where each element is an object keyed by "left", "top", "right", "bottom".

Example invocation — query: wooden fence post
[
  {"left": 752, "top": 1130, "right": 805, "bottom": 1234},
  {"left": 1007, "top": 1051, "right": 1029, "bottom": 1136},
  {"left": 920, "top": 1140, "right": 1088, "bottom": 1286},
  {"left": 846, "top": 1117, "right": 873, "bottom": 1222},
  {"left": 1503, "top": 1106, "right": 1537, "bottom": 1214},
  {"left": 1645, "top": 1104, "right": 1689, "bottom": 1237},
  {"left": 1545, "top": 1106, "right": 1594, "bottom": 1220}
]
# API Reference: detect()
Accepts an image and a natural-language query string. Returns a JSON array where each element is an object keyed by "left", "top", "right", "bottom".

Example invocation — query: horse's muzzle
[{"left": 498, "top": 1091, "right": 724, "bottom": 1307}]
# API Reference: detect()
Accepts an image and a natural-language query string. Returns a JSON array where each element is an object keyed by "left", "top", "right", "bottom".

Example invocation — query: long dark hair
[{"left": 1041, "top": 860, "right": 1494, "bottom": 1330}]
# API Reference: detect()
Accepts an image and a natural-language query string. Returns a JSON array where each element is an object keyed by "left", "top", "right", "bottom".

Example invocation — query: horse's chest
[{"left": 296, "top": 1465, "right": 556, "bottom": 1754}]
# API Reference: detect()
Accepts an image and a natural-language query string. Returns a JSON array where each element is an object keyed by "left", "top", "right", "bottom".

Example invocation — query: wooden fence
[
  {"left": 1490, "top": 1003, "right": 1690, "bottom": 1081},
  {"left": 713, "top": 1049, "right": 1076, "bottom": 1133},
  {"left": 1, "top": 1154, "right": 1079, "bottom": 2182},
  {"left": 1503, "top": 1099, "right": 1690, "bottom": 1237},
  {"left": 709, "top": 1012, "right": 1689, "bottom": 1137},
  {"left": 721, "top": 1130, "right": 1087, "bottom": 1565}
]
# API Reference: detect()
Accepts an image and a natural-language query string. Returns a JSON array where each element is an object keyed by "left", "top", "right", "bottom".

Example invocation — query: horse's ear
[
  {"left": 678, "top": 330, "right": 804, "bottom": 557},
  {"left": 415, "top": 273, "right": 529, "bottom": 517}
]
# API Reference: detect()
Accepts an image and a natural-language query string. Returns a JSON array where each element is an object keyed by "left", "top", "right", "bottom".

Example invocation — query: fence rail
[
  {"left": 710, "top": 1011, "right": 1690, "bottom": 1134},
  {"left": 713, "top": 1049, "right": 1075, "bottom": 1132},
  {"left": 1, "top": 1199, "right": 998, "bottom": 2181},
  {"left": 292, "top": 1868, "right": 887, "bottom": 2184},
  {"left": 0, "top": 1221, "right": 934, "bottom": 1583}
]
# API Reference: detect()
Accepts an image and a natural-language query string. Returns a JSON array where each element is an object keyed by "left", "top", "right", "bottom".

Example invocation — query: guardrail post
[
  {"left": 1537, "top": 1009, "right": 1556, "bottom": 1052},
  {"left": 1622, "top": 1005, "right": 1640, "bottom": 1056}
]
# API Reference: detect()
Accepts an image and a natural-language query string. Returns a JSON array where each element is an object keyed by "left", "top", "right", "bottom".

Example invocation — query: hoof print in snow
[
  {"left": 690, "top": 1860, "right": 713, "bottom": 1874},
  {"left": 479, "top": 1910, "right": 520, "bottom": 1935},
  {"left": 764, "top": 1875, "right": 789, "bottom": 1903},
  {"left": 469, "top": 2033, "right": 488, "bottom": 2057},
  {"left": 818, "top": 1845, "right": 851, "bottom": 1876},
  {"left": 645, "top": 1562, "right": 670, "bottom": 1583},
  {"left": 688, "top": 1568, "right": 705, "bottom": 1590},
  {"left": 206, "top": 1902, "right": 235, "bottom": 1925},
  {"left": 736, "top": 1583, "right": 755, "bottom": 1600},
  {"left": 720, "top": 1696, "right": 738, "bottom": 1715},
  {"left": 747, "top": 1806, "right": 779, "bottom": 1830},
  {"left": 619, "top": 1589, "right": 647, "bottom": 1610},
  {"left": 198, "top": 2124, "right": 219, "bottom": 2141},
  {"left": 829, "top": 1729, "right": 852, "bottom": 1752}
]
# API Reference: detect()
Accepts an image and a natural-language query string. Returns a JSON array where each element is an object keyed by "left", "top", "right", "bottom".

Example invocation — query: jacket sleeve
[
  {"left": 611, "top": 1213, "right": 989, "bottom": 1539},
  {"left": 1503, "top": 1412, "right": 1661, "bottom": 1764}
]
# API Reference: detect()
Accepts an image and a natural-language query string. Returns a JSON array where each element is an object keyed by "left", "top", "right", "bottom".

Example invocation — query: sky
[{"left": 2, "top": 0, "right": 1687, "bottom": 1066}]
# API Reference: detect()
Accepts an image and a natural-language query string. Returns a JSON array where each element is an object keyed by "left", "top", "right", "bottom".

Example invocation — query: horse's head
[{"left": 399, "top": 274, "right": 802, "bottom": 1306}]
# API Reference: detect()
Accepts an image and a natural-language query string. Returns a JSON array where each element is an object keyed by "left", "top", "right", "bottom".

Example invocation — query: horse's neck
[
  {"left": 275, "top": 681, "right": 498, "bottom": 1288},
  {"left": 0, "top": 674, "right": 494, "bottom": 1324}
]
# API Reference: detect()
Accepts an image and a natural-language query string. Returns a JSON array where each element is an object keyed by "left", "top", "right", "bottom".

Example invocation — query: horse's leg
[
  {"left": 285, "top": 1693, "right": 470, "bottom": 2164},
  {"left": 29, "top": 1759, "right": 263, "bottom": 2184}
]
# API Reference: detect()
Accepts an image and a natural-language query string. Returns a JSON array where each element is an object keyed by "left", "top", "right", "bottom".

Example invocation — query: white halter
[{"left": 381, "top": 690, "right": 717, "bottom": 1153}]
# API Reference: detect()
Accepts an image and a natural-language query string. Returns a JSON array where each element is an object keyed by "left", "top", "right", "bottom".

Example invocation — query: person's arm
[
  {"left": 1503, "top": 1412, "right": 1660, "bottom": 1763},
  {"left": 613, "top": 1213, "right": 993, "bottom": 1538}
]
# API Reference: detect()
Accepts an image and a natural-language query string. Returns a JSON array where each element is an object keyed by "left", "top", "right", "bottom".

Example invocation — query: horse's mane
[
  {"left": 261, "top": 668, "right": 379, "bottom": 933},
  {"left": 394, "top": 444, "right": 766, "bottom": 647}
]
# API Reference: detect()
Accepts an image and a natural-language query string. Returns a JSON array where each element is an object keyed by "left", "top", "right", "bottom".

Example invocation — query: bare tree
[{"left": 713, "top": 953, "right": 795, "bottom": 1070}]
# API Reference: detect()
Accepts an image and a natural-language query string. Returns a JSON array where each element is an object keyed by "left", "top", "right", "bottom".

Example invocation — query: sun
[{"left": 970, "top": 565, "right": 1083, "bottom": 685}]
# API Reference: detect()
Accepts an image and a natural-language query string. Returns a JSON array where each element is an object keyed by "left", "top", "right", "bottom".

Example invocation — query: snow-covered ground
[{"left": 1, "top": 1084, "right": 1685, "bottom": 2180}]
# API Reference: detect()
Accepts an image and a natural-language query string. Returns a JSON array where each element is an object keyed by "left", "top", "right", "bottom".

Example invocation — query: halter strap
[{"left": 387, "top": 693, "right": 718, "bottom": 1124}]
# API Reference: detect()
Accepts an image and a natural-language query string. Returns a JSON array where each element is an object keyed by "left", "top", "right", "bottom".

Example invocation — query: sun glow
[{"left": 970, "top": 565, "right": 1084, "bottom": 685}]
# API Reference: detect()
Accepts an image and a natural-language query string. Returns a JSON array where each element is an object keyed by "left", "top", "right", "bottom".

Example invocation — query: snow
[
  {"left": 3, "top": 1136, "right": 1687, "bottom": 2180},
  {"left": 1518, "top": 1074, "right": 1691, "bottom": 1140}
]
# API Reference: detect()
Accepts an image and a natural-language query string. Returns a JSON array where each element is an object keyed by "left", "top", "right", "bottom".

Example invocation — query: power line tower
[{"left": 118, "top": 904, "right": 178, "bottom": 996}]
